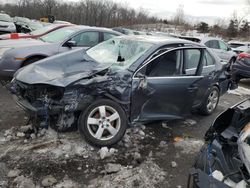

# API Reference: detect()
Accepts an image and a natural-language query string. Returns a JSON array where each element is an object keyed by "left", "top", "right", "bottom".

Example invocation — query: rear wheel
[
  {"left": 78, "top": 99, "right": 127, "bottom": 146},
  {"left": 199, "top": 86, "right": 220, "bottom": 115}
]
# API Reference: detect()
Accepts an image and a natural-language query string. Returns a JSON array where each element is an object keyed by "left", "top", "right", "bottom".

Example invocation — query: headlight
[{"left": 0, "top": 48, "right": 11, "bottom": 57}]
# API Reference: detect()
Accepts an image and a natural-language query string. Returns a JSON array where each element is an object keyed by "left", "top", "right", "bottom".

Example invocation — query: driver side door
[{"left": 130, "top": 47, "right": 205, "bottom": 122}]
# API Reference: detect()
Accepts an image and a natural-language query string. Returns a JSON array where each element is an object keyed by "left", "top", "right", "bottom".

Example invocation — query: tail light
[
  {"left": 237, "top": 53, "right": 250, "bottom": 60},
  {"left": 10, "top": 33, "right": 19, "bottom": 39}
]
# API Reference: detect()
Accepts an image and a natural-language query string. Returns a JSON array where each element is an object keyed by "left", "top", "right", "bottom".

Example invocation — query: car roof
[
  {"left": 63, "top": 25, "right": 122, "bottom": 35},
  {"left": 115, "top": 35, "right": 202, "bottom": 46}
]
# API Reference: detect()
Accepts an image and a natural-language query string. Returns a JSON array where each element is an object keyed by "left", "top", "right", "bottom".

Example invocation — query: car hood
[
  {"left": 15, "top": 48, "right": 111, "bottom": 87},
  {"left": 0, "top": 38, "right": 48, "bottom": 48}
]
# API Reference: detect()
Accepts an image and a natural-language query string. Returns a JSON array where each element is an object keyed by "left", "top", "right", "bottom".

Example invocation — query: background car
[
  {"left": 0, "top": 24, "right": 72, "bottom": 40},
  {"left": 179, "top": 36, "right": 237, "bottom": 65},
  {"left": 0, "top": 25, "right": 121, "bottom": 80},
  {"left": 232, "top": 49, "right": 250, "bottom": 82},
  {"left": 19, "top": 21, "right": 43, "bottom": 33},
  {"left": 13, "top": 16, "right": 31, "bottom": 33},
  {"left": 0, "top": 13, "right": 16, "bottom": 34},
  {"left": 228, "top": 40, "right": 250, "bottom": 54},
  {"left": 9, "top": 36, "right": 231, "bottom": 146}
]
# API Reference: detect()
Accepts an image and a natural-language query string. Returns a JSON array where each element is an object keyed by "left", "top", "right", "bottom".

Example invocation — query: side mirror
[
  {"left": 227, "top": 47, "right": 232, "bottom": 51},
  {"left": 65, "top": 40, "right": 77, "bottom": 48}
]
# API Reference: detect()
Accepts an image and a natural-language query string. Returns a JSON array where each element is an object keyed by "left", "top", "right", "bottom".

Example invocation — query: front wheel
[
  {"left": 199, "top": 87, "right": 220, "bottom": 115},
  {"left": 78, "top": 99, "right": 127, "bottom": 146}
]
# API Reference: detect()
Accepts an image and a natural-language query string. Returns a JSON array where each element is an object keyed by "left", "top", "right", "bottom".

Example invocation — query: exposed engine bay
[{"left": 188, "top": 99, "right": 250, "bottom": 188}]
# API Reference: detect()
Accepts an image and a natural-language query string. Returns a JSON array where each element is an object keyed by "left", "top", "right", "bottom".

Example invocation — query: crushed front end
[
  {"left": 188, "top": 99, "right": 250, "bottom": 188},
  {"left": 8, "top": 79, "right": 88, "bottom": 131}
]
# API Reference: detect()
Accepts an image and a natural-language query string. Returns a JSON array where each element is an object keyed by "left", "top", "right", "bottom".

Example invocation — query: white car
[
  {"left": 228, "top": 41, "right": 250, "bottom": 54},
  {"left": 0, "top": 13, "right": 16, "bottom": 34},
  {"left": 179, "top": 36, "right": 237, "bottom": 64}
]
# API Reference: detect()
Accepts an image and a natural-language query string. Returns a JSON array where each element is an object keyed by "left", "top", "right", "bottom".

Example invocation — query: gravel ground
[{"left": 0, "top": 82, "right": 249, "bottom": 188}]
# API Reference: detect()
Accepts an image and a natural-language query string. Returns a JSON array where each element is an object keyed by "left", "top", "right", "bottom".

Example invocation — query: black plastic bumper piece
[{"left": 187, "top": 168, "right": 231, "bottom": 188}]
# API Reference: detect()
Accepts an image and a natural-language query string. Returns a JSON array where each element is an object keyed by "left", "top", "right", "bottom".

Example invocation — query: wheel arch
[{"left": 21, "top": 54, "right": 48, "bottom": 67}]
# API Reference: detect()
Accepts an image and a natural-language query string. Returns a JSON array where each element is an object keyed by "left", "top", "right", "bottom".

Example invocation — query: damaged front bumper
[{"left": 13, "top": 95, "right": 63, "bottom": 116}]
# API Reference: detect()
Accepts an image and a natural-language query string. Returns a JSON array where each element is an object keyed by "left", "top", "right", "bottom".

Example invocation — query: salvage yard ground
[{"left": 0, "top": 81, "right": 250, "bottom": 188}]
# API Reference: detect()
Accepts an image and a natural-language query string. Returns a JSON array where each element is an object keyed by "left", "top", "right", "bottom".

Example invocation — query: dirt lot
[{"left": 0, "top": 81, "right": 250, "bottom": 188}]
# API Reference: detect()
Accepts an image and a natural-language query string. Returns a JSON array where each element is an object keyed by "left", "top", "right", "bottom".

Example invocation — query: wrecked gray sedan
[{"left": 9, "top": 36, "right": 231, "bottom": 146}]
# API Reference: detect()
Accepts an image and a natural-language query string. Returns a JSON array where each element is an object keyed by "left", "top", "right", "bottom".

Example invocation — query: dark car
[
  {"left": 0, "top": 24, "right": 72, "bottom": 40},
  {"left": 232, "top": 50, "right": 250, "bottom": 82},
  {"left": 9, "top": 36, "right": 231, "bottom": 146},
  {"left": 188, "top": 99, "right": 250, "bottom": 188}
]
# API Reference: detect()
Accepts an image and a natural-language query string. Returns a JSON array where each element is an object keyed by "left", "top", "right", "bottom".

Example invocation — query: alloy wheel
[
  {"left": 86, "top": 105, "right": 121, "bottom": 141},
  {"left": 206, "top": 90, "right": 219, "bottom": 113}
]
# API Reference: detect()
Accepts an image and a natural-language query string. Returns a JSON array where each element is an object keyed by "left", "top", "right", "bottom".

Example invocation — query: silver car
[
  {"left": 179, "top": 36, "right": 237, "bottom": 64},
  {"left": 0, "top": 13, "right": 16, "bottom": 34},
  {"left": 0, "top": 25, "right": 121, "bottom": 79}
]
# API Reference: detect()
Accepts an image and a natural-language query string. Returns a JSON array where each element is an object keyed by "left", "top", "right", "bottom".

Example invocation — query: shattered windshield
[{"left": 86, "top": 38, "right": 153, "bottom": 69}]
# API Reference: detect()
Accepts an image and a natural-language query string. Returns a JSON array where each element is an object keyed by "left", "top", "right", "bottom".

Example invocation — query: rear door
[{"left": 130, "top": 47, "right": 207, "bottom": 121}]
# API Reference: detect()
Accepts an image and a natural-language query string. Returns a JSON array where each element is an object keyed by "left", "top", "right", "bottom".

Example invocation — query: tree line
[{"left": 0, "top": 0, "right": 159, "bottom": 27}]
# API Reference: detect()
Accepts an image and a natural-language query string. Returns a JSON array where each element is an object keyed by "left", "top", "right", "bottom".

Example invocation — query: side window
[
  {"left": 71, "top": 32, "right": 99, "bottom": 47},
  {"left": 138, "top": 50, "right": 182, "bottom": 77},
  {"left": 202, "top": 50, "right": 216, "bottom": 75},
  {"left": 203, "top": 50, "right": 215, "bottom": 66},
  {"left": 205, "top": 40, "right": 219, "bottom": 49},
  {"left": 219, "top": 41, "right": 228, "bottom": 51},
  {"left": 103, "top": 33, "right": 117, "bottom": 41},
  {"left": 204, "top": 41, "right": 211, "bottom": 48},
  {"left": 184, "top": 49, "right": 201, "bottom": 75}
]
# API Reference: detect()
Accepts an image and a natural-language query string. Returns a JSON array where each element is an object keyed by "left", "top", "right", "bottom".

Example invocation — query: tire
[
  {"left": 78, "top": 99, "right": 127, "bottom": 147},
  {"left": 199, "top": 86, "right": 220, "bottom": 115},
  {"left": 22, "top": 57, "right": 45, "bottom": 67}
]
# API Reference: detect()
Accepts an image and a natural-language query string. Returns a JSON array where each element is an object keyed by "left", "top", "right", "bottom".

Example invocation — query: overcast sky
[{"left": 110, "top": 0, "right": 249, "bottom": 20}]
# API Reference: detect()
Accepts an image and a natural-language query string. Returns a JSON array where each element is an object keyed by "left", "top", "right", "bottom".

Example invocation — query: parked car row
[{"left": 178, "top": 36, "right": 237, "bottom": 65}]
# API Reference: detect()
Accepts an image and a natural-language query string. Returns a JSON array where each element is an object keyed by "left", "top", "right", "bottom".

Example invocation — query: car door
[
  {"left": 218, "top": 40, "right": 231, "bottom": 61},
  {"left": 59, "top": 31, "right": 100, "bottom": 53},
  {"left": 130, "top": 47, "right": 206, "bottom": 122}
]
